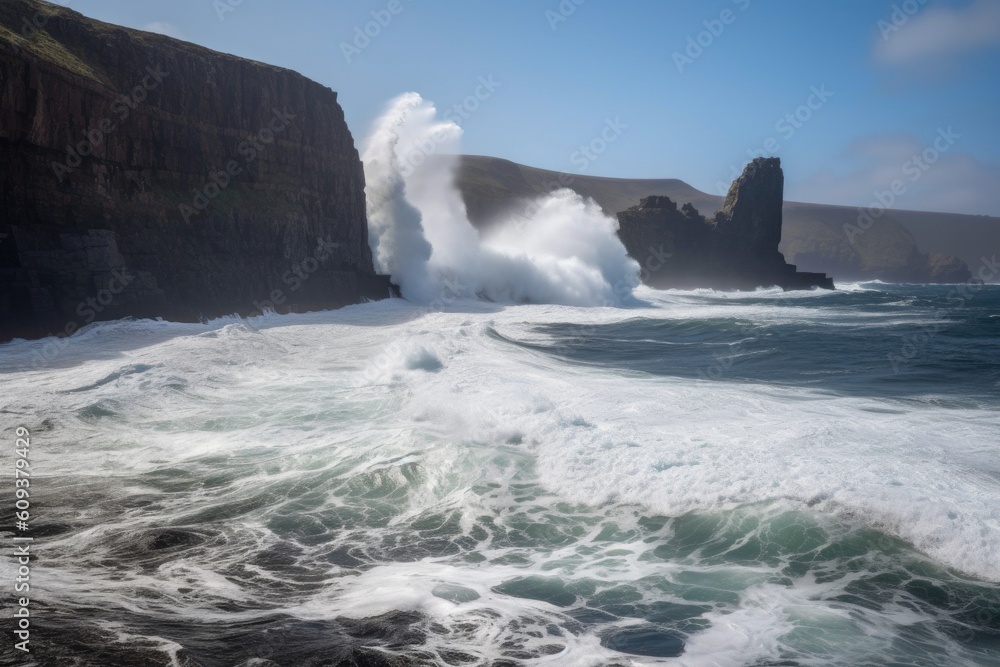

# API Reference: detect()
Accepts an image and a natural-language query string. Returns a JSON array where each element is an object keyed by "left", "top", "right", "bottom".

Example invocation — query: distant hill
[{"left": 454, "top": 155, "right": 998, "bottom": 283}]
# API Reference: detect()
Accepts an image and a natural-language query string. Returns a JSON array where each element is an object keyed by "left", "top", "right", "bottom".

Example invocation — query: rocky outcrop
[
  {"left": 714, "top": 156, "right": 785, "bottom": 265},
  {"left": 0, "top": 0, "right": 392, "bottom": 342},
  {"left": 926, "top": 253, "right": 972, "bottom": 283},
  {"left": 454, "top": 155, "right": 984, "bottom": 284},
  {"left": 616, "top": 158, "right": 834, "bottom": 290}
]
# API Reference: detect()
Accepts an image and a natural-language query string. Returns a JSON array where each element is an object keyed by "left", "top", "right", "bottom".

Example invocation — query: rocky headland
[{"left": 0, "top": 0, "right": 392, "bottom": 342}]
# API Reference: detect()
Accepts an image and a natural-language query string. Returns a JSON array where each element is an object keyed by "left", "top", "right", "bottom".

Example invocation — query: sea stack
[
  {"left": 616, "top": 157, "right": 834, "bottom": 290},
  {"left": 0, "top": 0, "right": 393, "bottom": 342}
]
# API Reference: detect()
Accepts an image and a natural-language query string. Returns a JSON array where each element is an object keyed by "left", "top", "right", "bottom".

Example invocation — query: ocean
[{"left": 2, "top": 282, "right": 999, "bottom": 666}]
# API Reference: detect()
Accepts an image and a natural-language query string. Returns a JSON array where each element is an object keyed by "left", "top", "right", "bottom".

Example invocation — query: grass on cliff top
[
  {"left": 0, "top": 19, "right": 110, "bottom": 86},
  {"left": 0, "top": 1, "right": 187, "bottom": 89},
  {"left": 1, "top": 0, "right": 299, "bottom": 82}
]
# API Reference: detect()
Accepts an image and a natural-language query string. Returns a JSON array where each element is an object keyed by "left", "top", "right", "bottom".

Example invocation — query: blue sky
[{"left": 60, "top": 0, "right": 1000, "bottom": 216}]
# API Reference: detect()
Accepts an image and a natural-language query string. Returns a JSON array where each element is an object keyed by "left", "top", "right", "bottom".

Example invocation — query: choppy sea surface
[{"left": 2, "top": 282, "right": 999, "bottom": 666}]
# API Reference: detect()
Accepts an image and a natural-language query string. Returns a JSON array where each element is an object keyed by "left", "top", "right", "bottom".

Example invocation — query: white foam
[
  {"left": 2, "top": 294, "right": 998, "bottom": 664},
  {"left": 362, "top": 93, "right": 639, "bottom": 306},
  {"left": 340, "top": 301, "right": 1000, "bottom": 582}
]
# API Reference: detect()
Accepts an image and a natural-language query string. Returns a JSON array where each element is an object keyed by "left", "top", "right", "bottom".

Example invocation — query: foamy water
[
  {"left": 2, "top": 283, "right": 999, "bottom": 665},
  {"left": 3, "top": 92, "right": 998, "bottom": 665},
  {"left": 362, "top": 93, "right": 639, "bottom": 307}
]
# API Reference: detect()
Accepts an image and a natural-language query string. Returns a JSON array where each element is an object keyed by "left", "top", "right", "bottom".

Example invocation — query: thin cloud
[
  {"left": 789, "top": 133, "right": 1000, "bottom": 216},
  {"left": 142, "top": 22, "right": 184, "bottom": 40},
  {"left": 874, "top": 0, "right": 1000, "bottom": 65}
]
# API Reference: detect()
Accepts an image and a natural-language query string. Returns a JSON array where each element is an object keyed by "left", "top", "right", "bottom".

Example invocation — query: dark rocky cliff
[
  {"left": 617, "top": 158, "right": 834, "bottom": 290},
  {"left": 0, "top": 0, "right": 391, "bottom": 342}
]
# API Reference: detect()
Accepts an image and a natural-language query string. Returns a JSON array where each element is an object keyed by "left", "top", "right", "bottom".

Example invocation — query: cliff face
[
  {"left": 0, "top": 0, "right": 390, "bottom": 342},
  {"left": 617, "top": 158, "right": 834, "bottom": 290}
]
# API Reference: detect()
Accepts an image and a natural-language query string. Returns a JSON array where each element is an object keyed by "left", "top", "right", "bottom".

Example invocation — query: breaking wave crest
[{"left": 362, "top": 92, "right": 640, "bottom": 307}]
